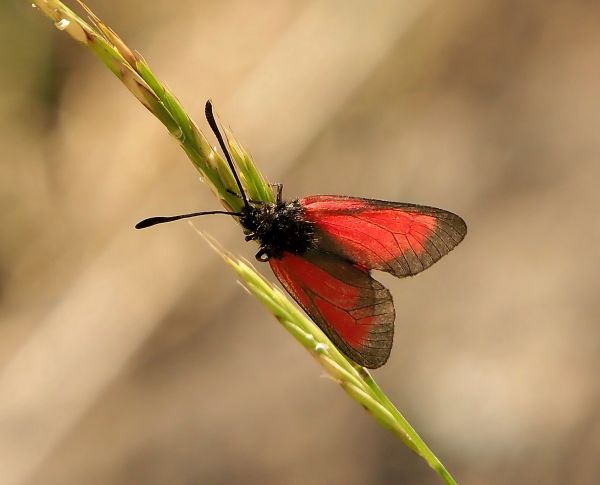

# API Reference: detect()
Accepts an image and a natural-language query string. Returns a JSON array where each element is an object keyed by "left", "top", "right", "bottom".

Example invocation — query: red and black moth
[{"left": 136, "top": 101, "right": 467, "bottom": 369}]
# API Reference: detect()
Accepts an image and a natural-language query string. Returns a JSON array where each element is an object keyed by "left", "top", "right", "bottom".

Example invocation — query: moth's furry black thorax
[{"left": 239, "top": 199, "right": 316, "bottom": 259}]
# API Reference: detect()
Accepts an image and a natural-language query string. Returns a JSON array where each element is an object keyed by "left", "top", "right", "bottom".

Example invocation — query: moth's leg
[
  {"left": 226, "top": 188, "right": 244, "bottom": 200},
  {"left": 226, "top": 188, "right": 264, "bottom": 206},
  {"left": 255, "top": 248, "right": 269, "bottom": 262},
  {"left": 271, "top": 183, "right": 283, "bottom": 203}
]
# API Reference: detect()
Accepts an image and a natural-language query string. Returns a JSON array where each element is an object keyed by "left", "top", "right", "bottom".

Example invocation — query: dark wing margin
[
  {"left": 300, "top": 195, "right": 467, "bottom": 278},
  {"left": 269, "top": 251, "right": 394, "bottom": 369}
]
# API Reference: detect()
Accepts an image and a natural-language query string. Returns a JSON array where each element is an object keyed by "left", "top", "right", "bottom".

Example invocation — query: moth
[{"left": 137, "top": 101, "right": 467, "bottom": 368}]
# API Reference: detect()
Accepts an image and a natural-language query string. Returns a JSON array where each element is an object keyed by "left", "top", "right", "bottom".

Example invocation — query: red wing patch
[
  {"left": 300, "top": 195, "right": 467, "bottom": 277},
  {"left": 270, "top": 252, "right": 394, "bottom": 369}
]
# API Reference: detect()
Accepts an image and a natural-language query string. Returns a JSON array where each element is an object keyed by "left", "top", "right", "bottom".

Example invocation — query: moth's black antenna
[
  {"left": 205, "top": 100, "right": 249, "bottom": 209},
  {"left": 135, "top": 210, "right": 241, "bottom": 229}
]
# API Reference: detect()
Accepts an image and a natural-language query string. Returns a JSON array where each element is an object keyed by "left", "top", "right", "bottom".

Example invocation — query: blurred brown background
[{"left": 2, "top": 1, "right": 599, "bottom": 484}]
